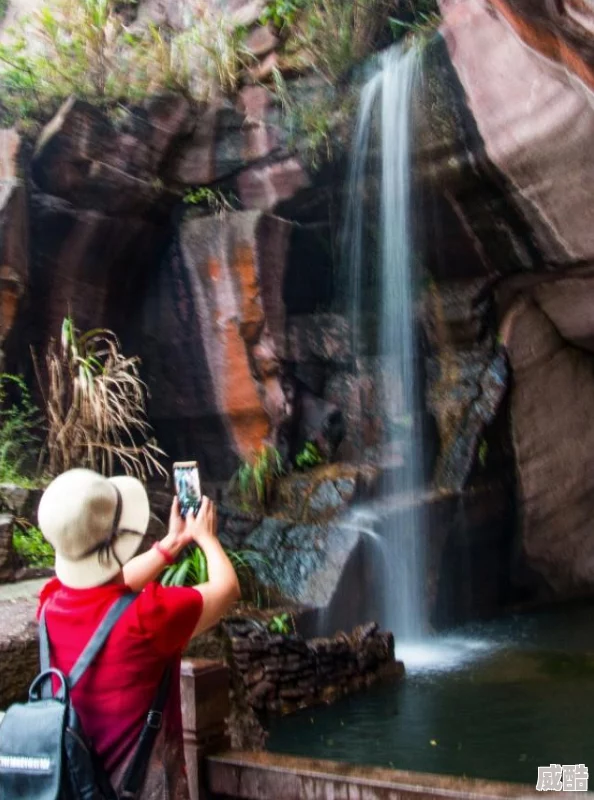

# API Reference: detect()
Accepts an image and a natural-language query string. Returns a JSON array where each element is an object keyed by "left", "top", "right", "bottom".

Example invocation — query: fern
[{"left": 232, "top": 445, "right": 285, "bottom": 511}]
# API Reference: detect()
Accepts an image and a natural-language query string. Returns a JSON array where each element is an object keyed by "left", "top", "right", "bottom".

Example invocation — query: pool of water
[{"left": 266, "top": 605, "right": 594, "bottom": 785}]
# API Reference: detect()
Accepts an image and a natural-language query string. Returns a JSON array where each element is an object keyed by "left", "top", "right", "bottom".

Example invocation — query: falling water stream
[{"left": 343, "top": 43, "right": 427, "bottom": 645}]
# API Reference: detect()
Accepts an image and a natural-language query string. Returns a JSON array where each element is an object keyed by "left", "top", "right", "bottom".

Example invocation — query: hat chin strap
[{"left": 80, "top": 485, "right": 142, "bottom": 568}]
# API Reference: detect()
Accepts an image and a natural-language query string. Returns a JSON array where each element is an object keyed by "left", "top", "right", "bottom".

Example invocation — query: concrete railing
[{"left": 181, "top": 660, "right": 557, "bottom": 800}]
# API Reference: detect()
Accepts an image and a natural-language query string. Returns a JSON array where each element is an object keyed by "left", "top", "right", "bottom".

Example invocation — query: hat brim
[{"left": 54, "top": 475, "right": 150, "bottom": 589}]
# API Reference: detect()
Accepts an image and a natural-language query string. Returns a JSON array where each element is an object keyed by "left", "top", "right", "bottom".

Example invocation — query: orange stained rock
[
  {"left": 234, "top": 244, "right": 264, "bottom": 345},
  {"left": 0, "top": 266, "right": 22, "bottom": 341},
  {"left": 490, "top": 0, "right": 594, "bottom": 91},
  {"left": 222, "top": 318, "right": 270, "bottom": 459}
]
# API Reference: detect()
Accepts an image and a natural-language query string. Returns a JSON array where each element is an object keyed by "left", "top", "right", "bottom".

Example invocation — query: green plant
[
  {"left": 34, "top": 316, "right": 167, "bottom": 481},
  {"left": 268, "top": 612, "right": 294, "bottom": 634},
  {"left": 173, "top": 11, "right": 253, "bottom": 98},
  {"left": 161, "top": 546, "right": 272, "bottom": 606},
  {"left": 295, "top": 0, "right": 393, "bottom": 83},
  {"left": 260, "top": 0, "right": 308, "bottom": 32},
  {"left": 233, "top": 445, "right": 284, "bottom": 510},
  {"left": 272, "top": 66, "right": 346, "bottom": 169},
  {"left": 295, "top": 441, "right": 323, "bottom": 470},
  {"left": 478, "top": 438, "right": 488, "bottom": 468},
  {"left": 389, "top": 12, "right": 440, "bottom": 43},
  {"left": 0, "top": 374, "right": 42, "bottom": 485},
  {"left": 13, "top": 523, "right": 54, "bottom": 568},
  {"left": 162, "top": 546, "right": 208, "bottom": 587},
  {"left": 183, "top": 187, "right": 234, "bottom": 213},
  {"left": 0, "top": 0, "right": 185, "bottom": 126}
]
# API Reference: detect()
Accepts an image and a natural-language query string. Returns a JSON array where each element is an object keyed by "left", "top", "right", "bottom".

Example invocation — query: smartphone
[{"left": 173, "top": 461, "right": 202, "bottom": 519}]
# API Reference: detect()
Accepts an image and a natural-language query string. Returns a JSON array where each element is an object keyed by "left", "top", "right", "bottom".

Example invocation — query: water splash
[{"left": 343, "top": 44, "right": 425, "bottom": 642}]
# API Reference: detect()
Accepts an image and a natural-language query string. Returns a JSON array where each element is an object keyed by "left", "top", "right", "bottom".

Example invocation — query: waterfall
[{"left": 343, "top": 43, "right": 425, "bottom": 642}]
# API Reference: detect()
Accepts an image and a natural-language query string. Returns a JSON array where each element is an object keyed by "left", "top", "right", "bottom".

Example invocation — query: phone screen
[{"left": 173, "top": 461, "right": 202, "bottom": 518}]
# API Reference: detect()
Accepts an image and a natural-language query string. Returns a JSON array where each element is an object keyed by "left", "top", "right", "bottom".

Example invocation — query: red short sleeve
[
  {"left": 132, "top": 582, "right": 203, "bottom": 657},
  {"left": 37, "top": 577, "right": 62, "bottom": 619}
]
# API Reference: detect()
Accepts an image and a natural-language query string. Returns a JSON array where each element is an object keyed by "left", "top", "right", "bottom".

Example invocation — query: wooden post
[{"left": 180, "top": 659, "right": 231, "bottom": 800}]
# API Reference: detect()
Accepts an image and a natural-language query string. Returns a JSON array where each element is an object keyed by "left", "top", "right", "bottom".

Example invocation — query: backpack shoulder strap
[
  {"left": 39, "top": 604, "right": 51, "bottom": 673},
  {"left": 119, "top": 665, "right": 172, "bottom": 799},
  {"left": 68, "top": 593, "right": 138, "bottom": 689}
]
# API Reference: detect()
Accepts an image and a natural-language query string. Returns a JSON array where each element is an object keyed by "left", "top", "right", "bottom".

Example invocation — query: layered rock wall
[{"left": 229, "top": 621, "right": 402, "bottom": 716}]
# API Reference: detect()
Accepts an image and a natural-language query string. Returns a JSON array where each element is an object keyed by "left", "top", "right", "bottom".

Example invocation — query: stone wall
[{"left": 229, "top": 621, "right": 403, "bottom": 716}]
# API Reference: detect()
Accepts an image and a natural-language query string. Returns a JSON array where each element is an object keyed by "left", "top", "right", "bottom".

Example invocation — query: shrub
[
  {"left": 295, "top": 0, "right": 393, "bottom": 83},
  {"left": 232, "top": 445, "right": 284, "bottom": 510},
  {"left": 173, "top": 11, "right": 254, "bottom": 98},
  {"left": 0, "top": 374, "right": 42, "bottom": 485},
  {"left": 183, "top": 187, "right": 234, "bottom": 213},
  {"left": 295, "top": 441, "right": 323, "bottom": 471},
  {"left": 260, "top": 0, "right": 308, "bottom": 32},
  {"left": 13, "top": 523, "right": 54, "bottom": 568},
  {"left": 0, "top": 0, "right": 185, "bottom": 126},
  {"left": 161, "top": 546, "right": 272, "bottom": 606},
  {"left": 35, "top": 316, "right": 167, "bottom": 481},
  {"left": 272, "top": 66, "right": 349, "bottom": 169},
  {"left": 268, "top": 612, "right": 294, "bottom": 634}
]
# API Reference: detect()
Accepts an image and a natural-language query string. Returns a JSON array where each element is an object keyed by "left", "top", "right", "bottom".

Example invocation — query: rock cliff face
[
  {"left": 422, "top": 0, "right": 594, "bottom": 600},
  {"left": 1, "top": 0, "right": 594, "bottom": 615}
]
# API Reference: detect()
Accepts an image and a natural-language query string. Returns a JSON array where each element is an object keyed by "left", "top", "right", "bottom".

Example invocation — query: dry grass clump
[{"left": 35, "top": 316, "right": 167, "bottom": 481}]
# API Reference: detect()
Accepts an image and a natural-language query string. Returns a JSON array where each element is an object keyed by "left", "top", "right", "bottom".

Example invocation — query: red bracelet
[{"left": 152, "top": 541, "right": 175, "bottom": 566}]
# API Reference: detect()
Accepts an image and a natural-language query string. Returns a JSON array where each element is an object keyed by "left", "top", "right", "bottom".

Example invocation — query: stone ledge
[{"left": 206, "top": 751, "right": 551, "bottom": 800}]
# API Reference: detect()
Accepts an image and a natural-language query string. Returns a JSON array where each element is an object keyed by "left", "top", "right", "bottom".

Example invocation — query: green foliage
[
  {"left": 260, "top": 0, "right": 308, "bottom": 31},
  {"left": 233, "top": 445, "right": 285, "bottom": 510},
  {"left": 162, "top": 546, "right": 208, "bottom": 587},
  {"left": 389, "top": 12, "right": 440, "bottom": 42},
  {"left": 295, "top": 441, "right": 323, "bottom": 471},
  {"left": 183, "top": 187, "right": 234, "bottom": 213},
  {"left": 0, "top": 0, "right": 8, "bottom": 22},
  {"left": 0, "top": 0, "right": 257, "bottom": 128},
  {"left": 478, "top": 438, "right": 488, "bottom": 468},
  {"left": 161, "top": 546, "right": 272, "bottom": 607},
  {"left": 0, "top": 374, "right": 42, "bottom": 485},
  {"left": 268, "top": 612, "right": 293, "bottom": 635},
  {"left": 13, "top": 524, "right": 54, "bottom": 568},
  {"left": 272, "top": 66, "right": 349, "bottom": 169},
  {"left": 295, "top": 0, "right": 392, "bottom": 83},
  {"left": 0, "top": 0, "right": 186, "bottom": 126},
  {"left": 389, "top": 0, "right": 440, "bottom": 45},
  {"left": 173, "top": 11, "right": 253, "bottom": 98}
]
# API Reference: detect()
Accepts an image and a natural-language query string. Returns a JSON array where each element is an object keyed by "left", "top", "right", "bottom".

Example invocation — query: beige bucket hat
[{"left": 38, "top": 468, "right": 150, "bottom": 589}]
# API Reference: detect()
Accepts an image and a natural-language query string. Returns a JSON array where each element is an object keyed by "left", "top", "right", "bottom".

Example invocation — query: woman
[{"left": 36, "top": 468, "right": 240, "bottom": 799}]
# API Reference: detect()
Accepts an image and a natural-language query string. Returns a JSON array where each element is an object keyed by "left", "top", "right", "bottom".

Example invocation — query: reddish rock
[
  {"left": 440, "top": 0, "right": 594, "bottom": 266},
  {"left": 247, "top": 51, "right": 280, "bottom": 83},
  {"left": 246, "top": 24, "right": 279, "bottom": 58},
  {"left": 171, "top": 211, "right": 291, "bottom": 462},
  {"left": 238, "top": 158, "right": 309, "bottom": 211},
  {"left": 502, "top": 273, "right": 594, "bottom": 596},
  {"left": 32, "top": 95, "right": 192, "bottom": 213}
]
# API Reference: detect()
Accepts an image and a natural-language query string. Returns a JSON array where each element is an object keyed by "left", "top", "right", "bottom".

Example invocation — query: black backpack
[{"left": 0, "top": 593, "right": 171, "bottom": 800}]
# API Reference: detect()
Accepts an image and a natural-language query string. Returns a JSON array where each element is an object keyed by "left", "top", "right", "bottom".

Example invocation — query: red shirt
[{"left": 37, "top": 579, "right": 203, "bottom": 775}]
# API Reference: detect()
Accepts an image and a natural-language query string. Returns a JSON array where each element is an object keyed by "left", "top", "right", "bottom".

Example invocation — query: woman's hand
[{"left": 184, "top": 497, "right": 217, "bottom": 550}]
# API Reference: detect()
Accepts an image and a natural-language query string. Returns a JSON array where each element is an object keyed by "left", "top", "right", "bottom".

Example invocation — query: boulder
[
  {"left": 244, "top": 517, "right": 363, "bottom": 625},
  {"left": 503, "top": 275, "right": 594, "bottom": 597},
  {"left": 0, "top": 484, "right": 42, "bottom": 520}
]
